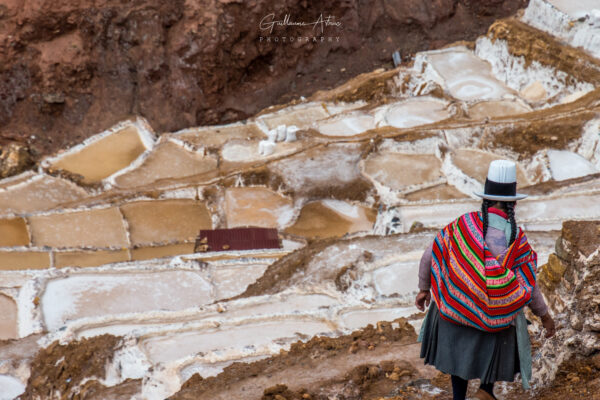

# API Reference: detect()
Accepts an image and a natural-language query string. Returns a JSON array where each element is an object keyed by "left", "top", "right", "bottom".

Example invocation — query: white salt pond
[
  {"left": 0, "top": 375, "right": 25, "bottom": 400},
  {"left": 452, "top": 149, "right": 529, "bottom": 183},
  {"left": 362, "top": 152, "right": 443, "bottom": 190},
  {"left": 316, "top": 113, "right": 375, "bottom": 136},
  {"left": 373, "top": 261, "right": 420, "bottom": 297},
  {"left": 221, "top": 140, "right": 301, "bottom": 163},
  {"left": 114, "top": 140, "right": 218, "bottom": 188},
  {"left": 211, "top": 263, "right": 270, "bottom": 300},
  {"left": 547, "top": 150, "right": 598, "bottom": 181},
  {"left": 384, "top": 98, "right": 450, "bottom": 128},
  {"left": 421, "top": 47, "right": 513, "bottom": 101},
  {"left": 0, "top": 294, "right": 18, "bottom": 340},
  {"left": 0, "top": 174, "right": 89, "bottom": 216},
  {"left": 468, "top": 99, "right": 532, "bottom": 119},
  {"left": 547, "top": 0, "right": 600, "bottom": 19},
  {"left": 269, "top": 143, "right": 363, "bottom": 193},
  {"left": 258, "top": 103, "right": 329, "bottom": 130},
  {"left": 220, "top": 294, "right": 340, "bottom": 319},
  {"left": 42, "top": 271, "right": 214, "bottom": 331},
  {"left": 74, "top": 293, "right": 340, "bottom": 338},
  {"left": 224, "top": 187, "right": 295, "bottom": 229},
  {"left": 141, "top": 318, "right": 335, "bottom": 364}
]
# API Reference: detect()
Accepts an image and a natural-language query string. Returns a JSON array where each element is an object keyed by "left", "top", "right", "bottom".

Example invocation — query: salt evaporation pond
[
  {"left": 424, "top": 47, "right": 514, "bottom": 101},
  {"left": 0, "top": 375, "right": 25, "bottom": 400},
  {"left": 141, "top": 318, "right": 335, "bottom": 364},
  {"left": 210, "top": 263, "right": 270, "bottom": 299},
  {"left": 0, "top": 294, "right": 18, "bottom": 340},
  {"left": 0, "top": 174, "right": 89, "bottom": 215},
  {"left": 547, "top": 150, "right": 598, "bottom": 181},
  {"left": 46, "top": 124, "right": 151, "bottom": 184},
  {"left": 384, "top": 98, "right": 450, "bottom": 128},
  {"left": 75, "top": 293, "right": 339, "bottom": 338},
  {"left": 224, "top": 187, "right": 295, "bottom": 229},
  {"left": 114, "top": 140, "right": 218, "bottom": 188},
  {"left": 285, "top": 200, "right": 375, "bottom": 238},
  {"left": 42, "top": 271, "right": 214, "bottom": 331},
  {"left": 547, "top": 0, "right": 600, "bottom": 19},
  {"left": 362, "top": 152, "right": 443, "bottom": 190},
  {"left": 373, "top": 261, "right": 420, "bottom": 297},
  {"left": 316, "top": 113, "right": 375, "bottom": 136},
  {"left": 468, "top": 99, "right": 531, "bottom": 119}
]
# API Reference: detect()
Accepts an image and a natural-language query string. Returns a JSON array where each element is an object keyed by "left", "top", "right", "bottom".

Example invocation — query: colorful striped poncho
[{"left": 430, "top": 211, "right": 537, "bottom": 332}]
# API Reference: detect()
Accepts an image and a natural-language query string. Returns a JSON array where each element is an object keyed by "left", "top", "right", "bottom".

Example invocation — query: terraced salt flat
[
  {"left": 224, "top": 187, "right": 295, "bottom": 229},
  {"left": 416, "top": 46, "right": 515, "bottom": 101},
  {"left": 172, "top": 122, "right": 265, "bottom": 148},
  {"left": 120, "top": 200, "right": 212, "bottom": 246},
  {"left": 0, "top": 294, "right": 18, "bottom": 339},
  {"left": 372, "top": 261, "right": 420, "bottom": 297},
  {"left": 0, "top": 2, "right": 599, "bottom": 397},
  {"left": 258, "top": 102, "right": 330, "bottom": 130},
  {"left": 0, "top": 375, "right": 25, "bottom": 400},
  {"left": 362, "top": 152, "right": 443, "bottom": 190},
  {"left": 451, "top": 149, "right": 530, "bottom": 184},
  {"left": 285, "top": 200, "right": 376, "bottom": 239},
  {"left": 383, "top": 97, "right": 451, "bottom": 128},
  {"left": 141, "top": 318, "right": 335, "bottom": 364},
  {"left": 220, "top": 139, "right": 302, "bottom": 164},
  {"left": 467, "top": 99, "right": 532, "bottom": 119},
  {"left": 42, "top": 270, "right": 214, "bottom": 331},
  {"left": 28, "top": 207, "right": 129, "bottom": 248},
  {"left": 547, "top": 150, "right": 599, "bottom": 181},
  {"left": 113, "top": 140, "right": 218, "bottom": 188},
  {"left": 43, "top": 120, "right": 154, "bottom": 184},
  {"left": 546, "top": 0, "right": 600, "bottom": 19},
  {"left": 0, "top": 174, "right": 89, "bottom": 215},
  {"left": 315, "top": 112, "right": 376, "bottom": 136},
  {"left": 269, "top": 143, "right": 364, "bottom": 194}
]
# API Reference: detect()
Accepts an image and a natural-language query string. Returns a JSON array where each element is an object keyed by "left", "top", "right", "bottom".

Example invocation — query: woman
[{"left": 415, "top": 160, "right": 556, "bottom": 400}]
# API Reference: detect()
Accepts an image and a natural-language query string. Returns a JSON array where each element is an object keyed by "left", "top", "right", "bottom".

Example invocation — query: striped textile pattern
[{"left": 430, "top": 211, "right": 537, "bottom": 332}]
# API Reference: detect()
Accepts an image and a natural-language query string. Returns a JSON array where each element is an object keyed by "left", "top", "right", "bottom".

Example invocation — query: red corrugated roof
[{"left": 195, "top": 227, "right": 281, "bottom": 252}]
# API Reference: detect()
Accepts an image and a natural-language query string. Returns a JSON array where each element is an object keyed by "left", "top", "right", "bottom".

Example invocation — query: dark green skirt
[{"left": 419, "top": 301, "right": 520, "bottom": 384}]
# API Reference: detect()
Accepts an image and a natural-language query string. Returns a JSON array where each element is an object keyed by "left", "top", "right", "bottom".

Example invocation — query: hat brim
[{"left": 473, "top": 192, "right": 528, "bottom": 201}]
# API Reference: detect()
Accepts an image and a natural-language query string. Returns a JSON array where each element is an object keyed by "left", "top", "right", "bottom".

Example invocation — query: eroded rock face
[
  {"left": 534, "top": 220, "right": 600, "bottom": 386},
  {"left": 0, "top": 0, "right": 527, "bottom": 163}
]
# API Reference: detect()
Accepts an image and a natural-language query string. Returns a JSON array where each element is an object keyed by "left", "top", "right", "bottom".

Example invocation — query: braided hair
[
  {"left": 505, "top": 201, "right": 517, "bottom": 246},
  {"left": 481, "top": 199, "right": 494, "bottom": 239},
  {"left": 481, "top": 199, "right": 518, "bottom": 245}
]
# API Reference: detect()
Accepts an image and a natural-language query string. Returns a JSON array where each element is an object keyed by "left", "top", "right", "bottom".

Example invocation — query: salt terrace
[{"left": 1, "top": 1, "right": 600, "bottom": 398}]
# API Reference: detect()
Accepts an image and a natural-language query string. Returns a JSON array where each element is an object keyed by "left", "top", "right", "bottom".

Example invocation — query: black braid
[
  {"left": 481, "top": 199, "right": 493, "bottom": 239},
  {"left": 505, "top": 201, "right": 517, "bottom": 245}
]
